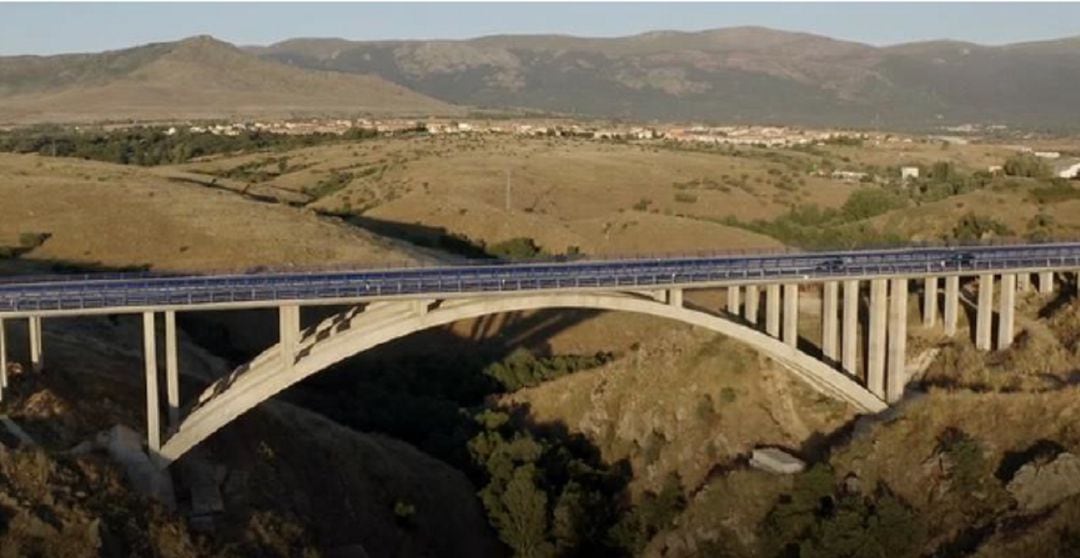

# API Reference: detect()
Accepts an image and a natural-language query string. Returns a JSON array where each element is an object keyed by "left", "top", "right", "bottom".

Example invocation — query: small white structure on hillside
[
  {"left": 1035, "top": 151, "right": 1062, "bottom": 159},
  {"left": 1054, "top": 159, "right": 1080, "bottom": 179},
  {"left": 901, "top": 166, "right": 920, "bottom": 180}
]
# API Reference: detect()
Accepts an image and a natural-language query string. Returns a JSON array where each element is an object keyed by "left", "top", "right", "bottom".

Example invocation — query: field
[{"left": 166, "top": 133, "right": 1036, "bottom": 258}]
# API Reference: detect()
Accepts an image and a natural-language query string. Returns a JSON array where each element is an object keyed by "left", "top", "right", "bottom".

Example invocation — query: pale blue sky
[{"left": 2, "top": 2, "right": 1078, "bottom": 56}]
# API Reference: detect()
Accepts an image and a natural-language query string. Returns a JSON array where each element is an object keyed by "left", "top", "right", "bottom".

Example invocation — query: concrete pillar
[
  {"left": 998, "top": 273, "right": 1016, "bottom": 350},
  {"left": 842, "top": 280, "right": 859, "bottom": 376},
  {"left": 28, "top": 316, "right": 42, "bottom": 372},
  {"left": 143, "top": 312, "right": 161, "bottom": 453},
  {"left": 766, "top": 284, "right": 781, "bottom": 338},
  {"left": 164, "top": 311, "right": 180, "bottom": 429},
  {"left": 668, "top": 288, "right": 684, "bottom": 308},
  {"left": 279, "top": 304, "right": 300, "bottom": 370},
  {"left": 944, "top": 275, "right": 960, "bottom": 337},
  {"left": 822, "top": 282, "right": 839, "bottom": 361},
  {"left": 1017, "top": 273, "right": 1031, "bottom": 293},
  {"left": 976, "top": 274, "right": 994, "bottom": 351},
  {"left": 744, "top": 285, "right": 759, "bottom": 325},
  {"left": 923, "top": 276, "right": 938, "bottom": 327},
  {"left": 783, "top": 284, "right": 799, "bottom": 348},
  {"left": 887, "top": 278, "right": 908, "bottom": 403},
  {"left": 1039, "top": 271, "right": 1054, "bottom": 295},
  {"left": 0, "top": 317, "right": 6, "bottom": 400},
  {"left": 726, "top": 286, "right": 740, "bottom": 315},
  {"left": 867, "top": 279, "right": 888, "bottom": 400}
]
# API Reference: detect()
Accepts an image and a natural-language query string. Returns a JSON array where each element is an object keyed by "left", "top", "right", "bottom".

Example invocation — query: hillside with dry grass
[
  {"left": 0, "top": 152, "right": 429, "bottom": 272},
  {"left": 0, "top": 36, "right": 460, "bottom": 125}
]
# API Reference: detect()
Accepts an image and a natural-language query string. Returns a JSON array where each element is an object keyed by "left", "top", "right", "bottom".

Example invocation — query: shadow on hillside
[{"left": 338, "top": 213, "right": 493, "bottom": 259}]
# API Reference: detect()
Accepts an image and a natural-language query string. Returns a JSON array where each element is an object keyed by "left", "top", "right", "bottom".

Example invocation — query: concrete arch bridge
[{"left": 0, "top": 243, "right": 1077, "bottom": 466}]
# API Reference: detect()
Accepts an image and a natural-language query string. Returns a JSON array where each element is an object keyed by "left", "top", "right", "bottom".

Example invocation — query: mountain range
[
  {"left": 3, "top": 27, "right": 1080, "bottom": 128},
  {"left": 0, "top": 35, "right": 457, "bottom": 124}
]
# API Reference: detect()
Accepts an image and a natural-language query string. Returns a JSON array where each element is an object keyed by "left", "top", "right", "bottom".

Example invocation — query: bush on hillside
[{"left": 1003, "top": 154, "right": 1052, "bottom": 179}]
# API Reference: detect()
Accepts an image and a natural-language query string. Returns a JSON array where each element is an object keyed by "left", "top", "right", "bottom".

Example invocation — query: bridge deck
[{"left": 1, "top": 243, "right": 1079, "bottom": 316}]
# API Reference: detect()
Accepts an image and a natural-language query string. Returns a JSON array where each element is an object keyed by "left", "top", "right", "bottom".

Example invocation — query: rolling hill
[
  {"left": 253, "top": 26, "right": 1080, "bottom": 129},
  {"left": 0, "top": 35, "right": 460, "bottom": 124}
]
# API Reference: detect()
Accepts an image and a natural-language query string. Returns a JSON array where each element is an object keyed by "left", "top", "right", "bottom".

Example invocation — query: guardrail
[{"left": 1, "top": 243, "right": 1078, "bottom": 314}]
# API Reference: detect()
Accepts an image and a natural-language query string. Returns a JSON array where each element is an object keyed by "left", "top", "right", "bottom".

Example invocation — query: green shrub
[
  {"left": 949, "top": 213, "right": 1013, "bottom": 242},
  {"left": 487, "top": 237, "right": 544, "bottom": 260},
  {"left": 18, "top": 232, "right": 51, "bottom": 249},
  {"left": 483, "top": 348, "right": 613, "bottom": 391},
  {"left": 1003, "top": 153, "right": 1052, "bottom": 178}
]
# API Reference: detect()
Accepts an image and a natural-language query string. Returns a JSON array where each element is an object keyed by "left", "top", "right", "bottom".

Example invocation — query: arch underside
[{"left": 159, "top": 292, "right": 886, "bottom": 463}]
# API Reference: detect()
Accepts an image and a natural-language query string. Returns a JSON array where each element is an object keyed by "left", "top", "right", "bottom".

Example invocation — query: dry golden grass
[
  {"left": 179, "top": 135, "right": 869, "bottom": 255},
  {"left": 0, "top": 153, "right": 423, "bottom": 272}
]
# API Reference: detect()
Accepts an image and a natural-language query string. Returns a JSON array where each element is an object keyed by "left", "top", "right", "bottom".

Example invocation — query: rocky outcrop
[{"left": 1007, "top": 451, "right": 1080, "bottom": 512}]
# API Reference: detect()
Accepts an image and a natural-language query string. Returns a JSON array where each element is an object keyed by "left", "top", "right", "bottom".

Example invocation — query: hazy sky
[{"left": 2, "top": 2, "right": 1079, "bottom": 56}]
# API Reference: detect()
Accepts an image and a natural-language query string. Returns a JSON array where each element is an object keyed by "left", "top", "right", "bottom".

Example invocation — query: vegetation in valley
[{"left": 0, "top": 125, "right": 378, "bottom": 166}]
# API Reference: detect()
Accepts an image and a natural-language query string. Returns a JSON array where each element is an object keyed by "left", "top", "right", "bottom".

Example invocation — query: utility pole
[{"left": 505, "top": 167, "right": 512, "bottom": 212}]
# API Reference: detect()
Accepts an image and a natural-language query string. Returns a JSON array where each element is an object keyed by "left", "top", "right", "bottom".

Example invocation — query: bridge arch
[{"left": 159, "top": 291, "right": 885, "bottom": 463}]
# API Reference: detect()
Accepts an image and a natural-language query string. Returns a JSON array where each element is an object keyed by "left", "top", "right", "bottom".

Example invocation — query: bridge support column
[
  {"left": 923, "top": 277, "right": 938, "bottom": 327},
  {"left": 868, "top": 279, "right": 888, "bottom": 399},
  {"left": 164, "top": 311, "right": 180, "bottom": 429},
  {"left": 744, "top": 285, "right": 759, "bottom": 325},
  {"left": 976, "top": 274, "right": 994, "bottom": 351},
  {"left": 842, "top": 280, "right": 859, "bottom": 376},
  {"left": 766, "top": 284, "right": 781, "bottom": 338},
  {"left": 279, "top": 305, "right": 300, "bottom": 371},
  {"left": 0, "top": 317, "right": 6, "bottom": 401},
  {"left": 28, "top": 316, "right": 42, "bottom": 372},
  {"left": 413, "top": 299, "right": 434, "bottom": 315},
  {"left": 822, "top": 282, "right": 839, "bottom": 361},
  {"left": 668, "top": 288, "right": 683, "bottom": 309},
  {"left": 1017, "top": 273, "right": 1031, "bottom": 293},
  {"left": 944, "top": 275, "right": 960, "bottom": 337},
  {"left": 783, "top": 284, "right": 799, "bottom": 347},
  {"left": 726, "top": 286, "right": 740, "bottom": 315},
  {"left": 887, "top": 278, "right": 908, "bottom": 403},
  {"left": 1039, "top": 271, "right": 1054, "bottom": 295},
  {"left": 998, "top": 273, "right": 1016, "bottom": 350},
  {"left": 142, "top": 312, "right": 161, "bottom": 454}
]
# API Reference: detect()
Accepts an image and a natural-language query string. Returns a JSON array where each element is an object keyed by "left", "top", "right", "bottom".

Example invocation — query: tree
[
  {"left": 482, "top": 465, "right": 555, "bottom": 558},
  {"left": 1003, "top": 153, "right": 1051, "bottom": 179}
]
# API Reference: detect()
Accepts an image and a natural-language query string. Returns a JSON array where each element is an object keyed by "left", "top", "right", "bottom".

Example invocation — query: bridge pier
[
  {"left": 944, "top": 275, "right": 960, "bottom": 337},
  {"left": 842, "top": 280, "right": 859, "bottom": 376},
  {"left": 887, "top": 278, "right": 908, "bottom": 403},
  {"left": 279, "top": 304, "right": 300, "bottom": 371},
  {"left": 143, "top": 312, "right": 161, "bottom": 454},
  {"left": 28, "top": 316, "right": 42, "bottom": 372},
  {"left": 766, "top": 284, "right": 781, "bottom": 337},
  {"left": 867, "top": 279, "right": 888, "bottom": 399},
  {"left": 998, "top": 273, "right": 1016, "bottom": 350},
  {"left": 923, "top": 277, "right": 938, "bottom": 327},
  {"left": 667, "top": 288, "right": 683, "bottom": 308},
  {"left": 1017, "top": 273, "right": 1031, "bottom": 293},
  {"left": 726, "top": 286, "right": 740, "bottom": 315},
  {"left": 164, "top": 311, "right": 180, "bottom": 429},
  {"left": 821, "top": 282, "right": 838, "bottom": 361},
  {"left": 1039, "top": 271, "right": 1054, "bottom": 295},
  {"left": 976, "top": 274, "right": 994, "bottom": 351},
  {"left": 783, "top": 284, "right": 798, "bottom": 347},
  {"left": 0, "top": 317, "right": 6, "bottom": 401},
  {"left": 744, "top": 285, "right": 759, "bottom": 325}
]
